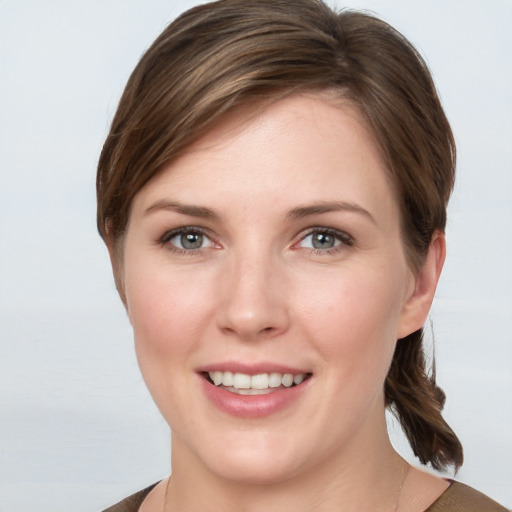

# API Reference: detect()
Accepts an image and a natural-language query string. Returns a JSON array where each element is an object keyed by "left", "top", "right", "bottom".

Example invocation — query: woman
[{"left": 97, "top": 1, "right": 507, "bottom": 510}]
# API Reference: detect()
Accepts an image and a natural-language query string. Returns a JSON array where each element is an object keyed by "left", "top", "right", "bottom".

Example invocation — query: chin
[
  {"left": 183, "top": 429, "right": 310, "bottom": 486},
  {"left": 206, "top": 450, "right": 304, "bottom": 485}
]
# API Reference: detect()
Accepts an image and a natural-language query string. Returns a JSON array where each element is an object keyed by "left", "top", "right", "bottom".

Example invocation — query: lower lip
[{"left": 200, "top": 375, "right": 310, "bottom": 418}]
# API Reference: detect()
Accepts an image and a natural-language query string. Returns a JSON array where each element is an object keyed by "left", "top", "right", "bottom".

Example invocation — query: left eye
[
  {"left": 297, "top": 229, "right": 352, "bottom": 250},
  {"left": 163, "top": 229, "right": 214, "bottom": 250}
]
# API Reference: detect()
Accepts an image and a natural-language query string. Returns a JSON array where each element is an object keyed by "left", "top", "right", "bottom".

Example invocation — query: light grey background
[{"left": 0, "top": 1, "right": 511, "bottom": 511}]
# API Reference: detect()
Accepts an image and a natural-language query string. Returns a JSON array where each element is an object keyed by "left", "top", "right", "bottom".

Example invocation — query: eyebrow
[
  {"left": 144, "top": 200, "right": 221, "bottom": 220},
  {"left": 286, "top": 201, "right": 376, "bottom": 224},
  {"left": 144, "top": 199, "right": 375, "bottom": 224}
]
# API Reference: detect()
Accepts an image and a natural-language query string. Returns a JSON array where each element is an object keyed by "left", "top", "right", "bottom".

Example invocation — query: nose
[{"left": 217, "top": 251, "right": 290, "bottom": 341}]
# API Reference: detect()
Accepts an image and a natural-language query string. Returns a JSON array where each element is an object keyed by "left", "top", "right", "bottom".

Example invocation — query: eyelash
[
  {"left": 295, "top": 227, "right": 354, "bottom": 255},
  {"left": 159, "top": 226, "right": 354, "bottom": 256},
  {"left": 159, "top": 227, "right": 216, "bottom": 255}
]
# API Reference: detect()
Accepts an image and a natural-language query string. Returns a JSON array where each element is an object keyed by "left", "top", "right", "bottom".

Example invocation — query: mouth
[{"left": 202, "top": 371, "right": 312, "bottom": 395}]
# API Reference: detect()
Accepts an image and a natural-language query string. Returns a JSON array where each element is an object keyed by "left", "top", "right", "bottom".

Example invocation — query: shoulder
[
  {"left": 101, "top": 483, "right": 158, "bottom": 512},
  {"left": 426, "top": 481, "right": 509, "bottom": 512}
]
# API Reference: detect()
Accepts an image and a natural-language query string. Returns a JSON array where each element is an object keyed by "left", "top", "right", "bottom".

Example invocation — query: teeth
[
  {"left": 293, "top": 374, "right": 305, "bottom": 385},
  {"left": 251, "top": 373, "right": 269, "bottom": 389},
  {"left": 281, "top": 373, "right": 294, "bottom": 387},
  {"left": 269, "top": 372, "right": 282, "bottom": 388},
  {"left": 207, "top": 371, "right": 308, "bottom": 390},
  {"left": 233, "top": 388, "right": 274, "bottom": 395},
  {"left": 212, "top": 371, "right": 223, "bottom": 386},
  {"left": 233, "top": 373, "right": 251, "bottom": 389},
  {"left": 222, "top": 371, "right": 234, "bottom": 387}
]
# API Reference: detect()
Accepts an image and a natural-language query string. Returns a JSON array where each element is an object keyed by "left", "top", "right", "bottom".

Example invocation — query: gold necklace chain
[
  {"left": 394, "top": 462, "right": 411, "bottom": 512},
  {"left": 163, "top": 475, "right": 171, "bottom": 512}
]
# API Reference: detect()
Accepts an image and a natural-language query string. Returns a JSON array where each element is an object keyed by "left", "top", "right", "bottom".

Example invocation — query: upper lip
[{"left": 196, "top": 362, "right": 310, "bottom": 376}]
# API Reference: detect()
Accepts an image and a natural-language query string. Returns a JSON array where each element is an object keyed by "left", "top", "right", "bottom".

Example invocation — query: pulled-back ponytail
[{"left": 385, "top": 329, "right": 463, "bottom": 471}]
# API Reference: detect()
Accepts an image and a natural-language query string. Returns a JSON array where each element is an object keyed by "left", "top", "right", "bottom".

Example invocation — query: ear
[{"left": 397, "top": 231, "right": 446, "bottom": 339}]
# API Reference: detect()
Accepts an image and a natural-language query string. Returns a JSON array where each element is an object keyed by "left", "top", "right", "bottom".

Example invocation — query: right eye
[{"left": 161, "top": 228, "right": 215, "bottom": 252}]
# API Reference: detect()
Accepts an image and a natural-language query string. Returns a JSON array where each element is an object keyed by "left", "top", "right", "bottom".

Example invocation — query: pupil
[
  {"left": 181, "top": 232, "right": 203, "bottom": 249},
  {"left": 312, "top": 233, "right": 334, "bottom": 249}
]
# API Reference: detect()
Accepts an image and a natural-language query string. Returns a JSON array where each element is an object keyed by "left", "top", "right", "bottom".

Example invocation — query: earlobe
[{"left": 397, "top": 231, "right": 446, "bottom": 339}]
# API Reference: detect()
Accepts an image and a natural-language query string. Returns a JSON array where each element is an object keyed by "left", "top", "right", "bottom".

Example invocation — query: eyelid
[
  {"left": 159, "top": 226, "right": 219, "bottom": 252},
  {"left": 160, "top": 226, "right": 207, "bottom": 242},
  {"left": 158, "top": 225, "right": 353, "bottom": 254},
  {"left": 293, "top": 226, "right": 354, "bottom": 250}
]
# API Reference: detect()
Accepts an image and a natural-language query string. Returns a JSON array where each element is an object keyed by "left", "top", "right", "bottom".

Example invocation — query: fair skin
[{"left": 112, "top": 95, "right": 449, "bottom": 512}]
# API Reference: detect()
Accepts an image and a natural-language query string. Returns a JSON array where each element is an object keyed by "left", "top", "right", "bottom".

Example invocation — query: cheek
[
  {"left": 124, "top": 259, "right": 214, "bottom": 366},
  {"left": 123, "top": 263, "right": 218, "bottom": 426},
  {"left": 296, "top": 263, "right": 408, "bottom": 376}
]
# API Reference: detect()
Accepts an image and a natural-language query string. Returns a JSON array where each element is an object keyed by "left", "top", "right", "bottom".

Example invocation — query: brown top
[
  {"left": 102, "top": 481, "right": 508, "bottom": 512},
  {"left": 102, "top": 483, "right": 157, "bottom": 512}
]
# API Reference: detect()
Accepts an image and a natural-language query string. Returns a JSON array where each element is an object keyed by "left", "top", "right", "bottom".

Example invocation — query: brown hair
[{"left": 97, "top": 0, "right": 462, "bottom": 471}]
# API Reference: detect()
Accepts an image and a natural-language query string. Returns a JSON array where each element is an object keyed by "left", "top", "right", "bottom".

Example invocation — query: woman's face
[{"left": 119, "top": 95, "right": 429, "bottom": 484}]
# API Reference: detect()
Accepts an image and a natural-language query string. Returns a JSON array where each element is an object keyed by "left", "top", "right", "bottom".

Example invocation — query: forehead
[
  {"left": 183, "top": 93, "right": 380, "bottom": 165},
  {"left": 131, "top": 94, "right": 398, "bottom": 226}
]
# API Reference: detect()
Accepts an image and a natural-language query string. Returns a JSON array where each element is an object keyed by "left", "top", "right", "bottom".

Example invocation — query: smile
[
  {"left": 206, "top": 371, "right": 309, "bottom": 395},
  {"left": 199, "top": 367, "right": 312, "bottom": 417}
]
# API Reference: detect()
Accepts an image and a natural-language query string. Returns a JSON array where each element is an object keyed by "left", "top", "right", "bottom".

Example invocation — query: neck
[{"left": 165, "top": 416, "right": 407, "bottom": 512}]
